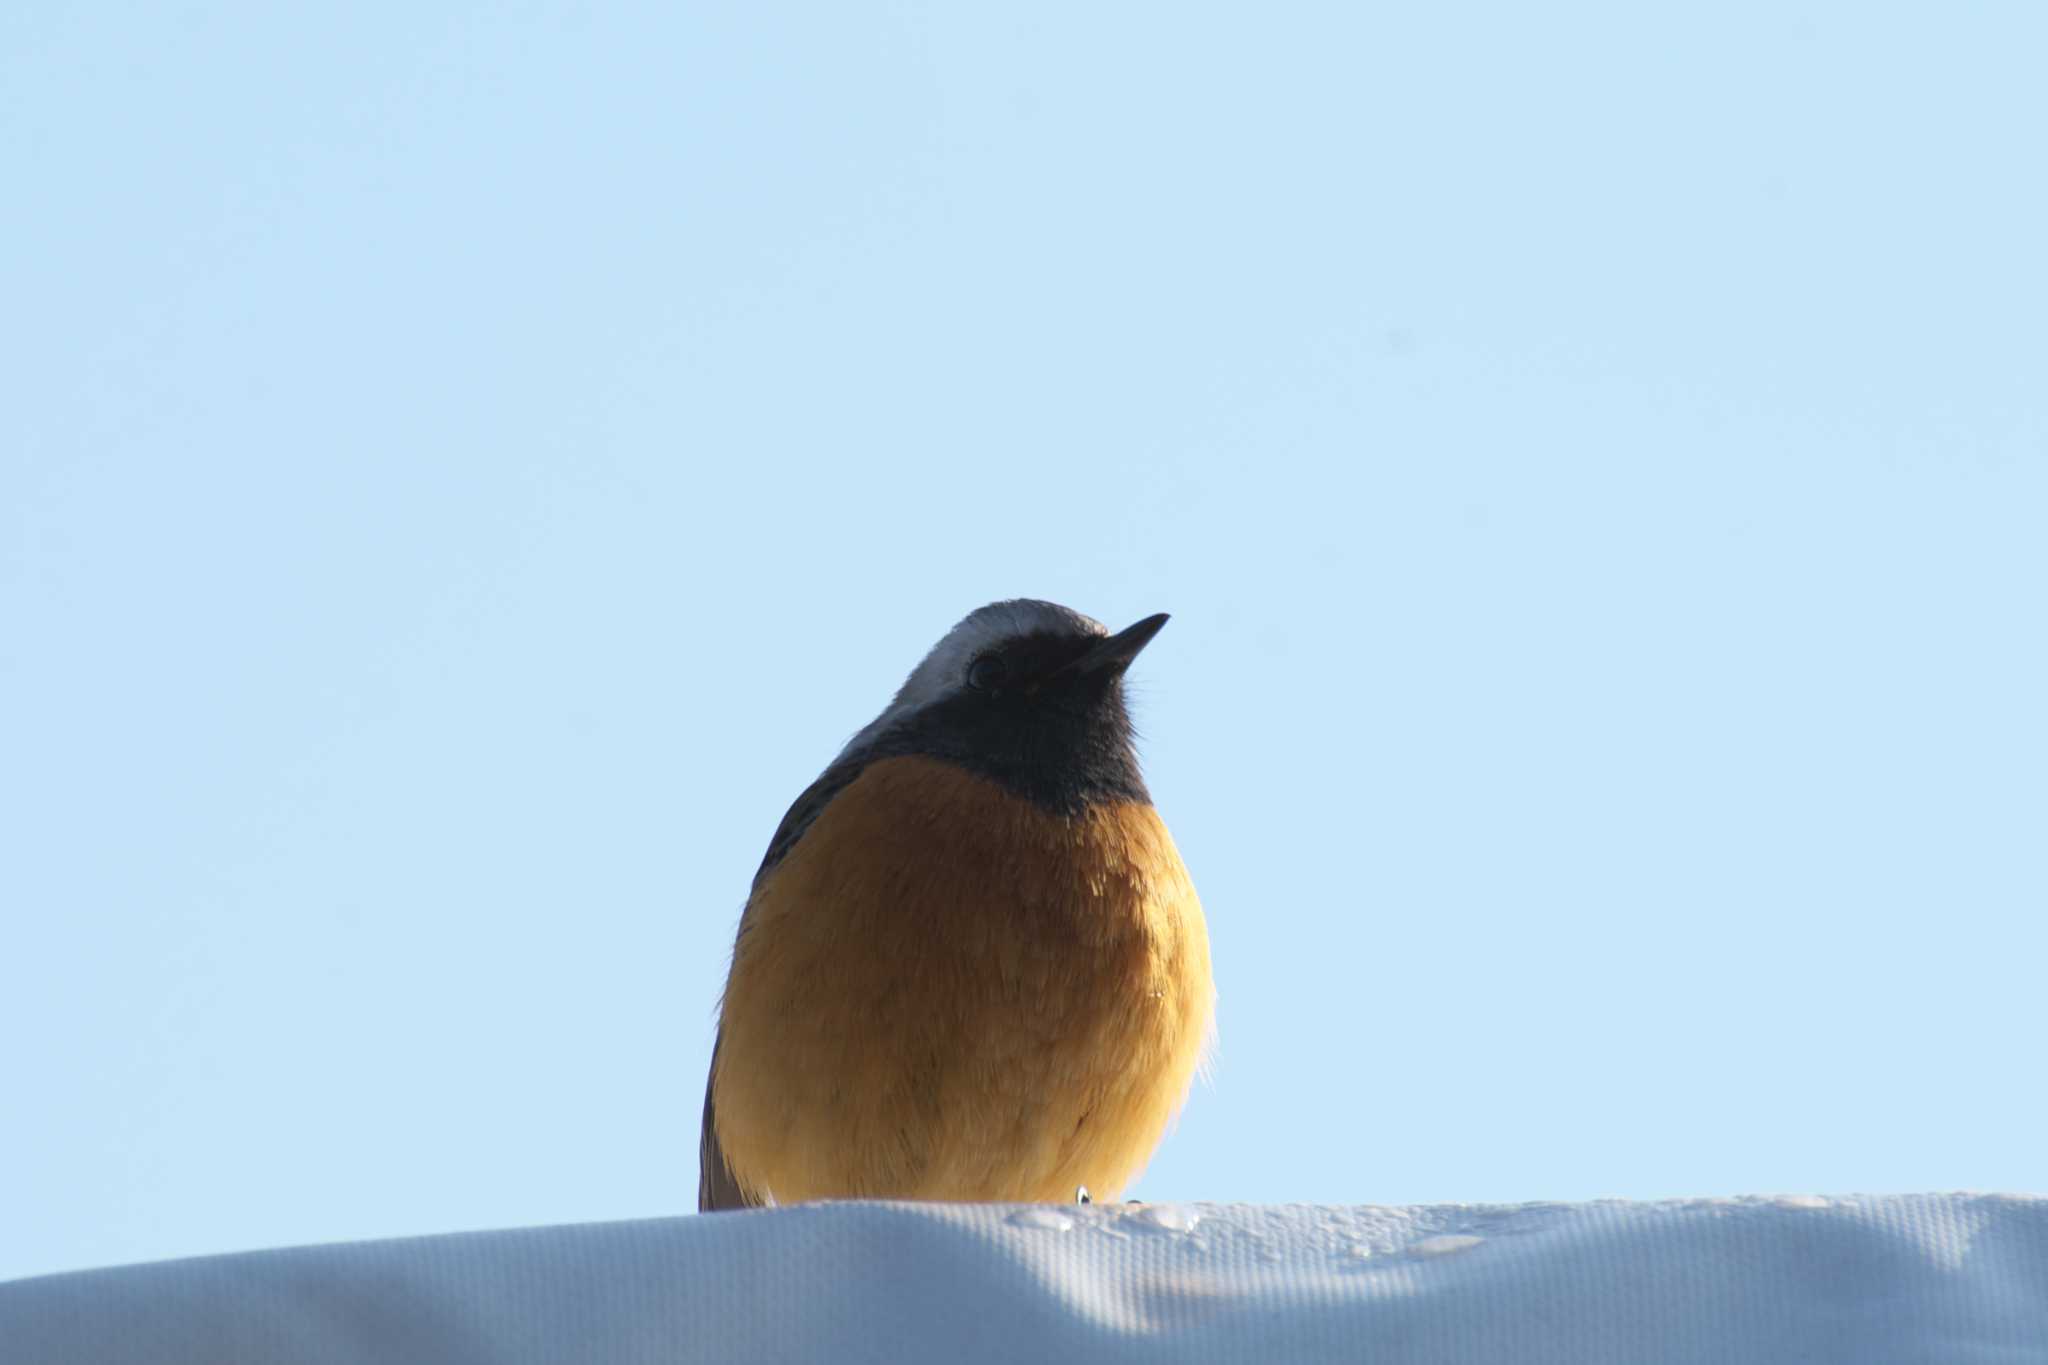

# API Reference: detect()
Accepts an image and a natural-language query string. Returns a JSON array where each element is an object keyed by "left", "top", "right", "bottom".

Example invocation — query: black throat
[
  {"left": 752, "top": 632, "right": 1153, "bottom": 885},
  {"left": 863, "top": 677, "right": 1150, "bottom": 815}
]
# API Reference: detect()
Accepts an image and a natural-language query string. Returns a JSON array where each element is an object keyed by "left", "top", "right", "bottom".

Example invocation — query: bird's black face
[
  {"left": 964, "top": 612, "right": 1169, "bottom": 700},
  {"left": 875, "top": 615, "right": 1169, "bottom": 813},
  {"left": 960, "top": 633, "right": 1112, "bottom": 708}
]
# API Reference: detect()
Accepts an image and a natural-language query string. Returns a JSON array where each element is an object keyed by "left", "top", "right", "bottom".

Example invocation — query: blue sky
[{"left": 4, "top": 2, "right": 2044, "bottom": 1281}]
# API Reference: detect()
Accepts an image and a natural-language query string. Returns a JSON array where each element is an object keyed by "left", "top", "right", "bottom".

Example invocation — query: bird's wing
[
  {"left": 749, "top": 761, "right": 865, "bottom": 890},
  {"left": 700, "top": 762, "right": 868, "bottom": 1212},
  {"left": 698, "top": 1030, "right": 754, "bottom": 1211}
]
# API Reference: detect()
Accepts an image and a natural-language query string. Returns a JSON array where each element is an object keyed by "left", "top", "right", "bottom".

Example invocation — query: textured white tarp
[{"left": 5, "top": 1195, "right": 2046, "bottom": 1363}]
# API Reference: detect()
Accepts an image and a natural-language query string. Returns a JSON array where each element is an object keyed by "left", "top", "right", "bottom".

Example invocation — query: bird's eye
[{"left": 966, "top": 654, "right": 1009, "bottom": 692}]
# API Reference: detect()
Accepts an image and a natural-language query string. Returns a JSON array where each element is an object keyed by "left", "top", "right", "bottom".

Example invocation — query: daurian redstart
[{"left": 701, "top": 600, "right": 1212, "bottom": 1209}]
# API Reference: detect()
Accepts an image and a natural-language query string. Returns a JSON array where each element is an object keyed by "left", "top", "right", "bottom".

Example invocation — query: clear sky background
[{"left": 4, "top": 2, "right": 2044, "bottom": 1283}]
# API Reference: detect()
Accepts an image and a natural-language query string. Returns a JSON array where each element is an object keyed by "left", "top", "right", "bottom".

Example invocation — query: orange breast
[{"left": 711, "top": 755, "right": 1213, "bottom": 1204}]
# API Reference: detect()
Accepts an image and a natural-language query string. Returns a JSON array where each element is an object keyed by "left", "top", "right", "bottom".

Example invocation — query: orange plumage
[{"left": 712, "top": 756, "right": 1212, "bottom": 1205}]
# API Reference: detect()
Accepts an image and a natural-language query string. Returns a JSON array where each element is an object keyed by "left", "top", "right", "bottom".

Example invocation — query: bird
[{"left": 700, "top": 599, "right": 1213, "bottom": 1211}]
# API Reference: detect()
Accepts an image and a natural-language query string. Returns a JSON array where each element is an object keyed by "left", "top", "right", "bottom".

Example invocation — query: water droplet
[
  {"left": 1132, "top": 1203, "right": 1201, "bottom": 1233},
  {"left": 1410, "top": 1234, "right": 1484, "bottom": 1259},
  {"left": 1008, "top": 1208, "right": 1076, "bottom": 1232}
]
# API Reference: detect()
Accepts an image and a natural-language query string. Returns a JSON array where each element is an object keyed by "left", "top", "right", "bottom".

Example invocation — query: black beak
[{"left": 1060, "top": 612, "right": 1170, "bottom": 677}]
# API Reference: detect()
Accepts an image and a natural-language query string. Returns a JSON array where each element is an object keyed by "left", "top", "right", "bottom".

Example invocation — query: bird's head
[{"left": 843, "top": 600, "right": 1171, "bottom": 809}]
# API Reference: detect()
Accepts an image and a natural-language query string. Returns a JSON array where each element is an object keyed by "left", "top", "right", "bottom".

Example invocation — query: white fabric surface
[{"left": 5, "top": 1194, "right": 2046, "bottom": 1363}]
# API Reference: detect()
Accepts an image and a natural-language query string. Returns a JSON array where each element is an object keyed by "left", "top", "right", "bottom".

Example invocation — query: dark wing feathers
[
  {"left": 749, "top": 762, "right": 865, "bottom": 889},
  {"left": 699, "top": 761, "right": 869, "bottom": 1211},
  {"left": 697, "top": 1032, "right": 753, "bottom": 1211}
]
